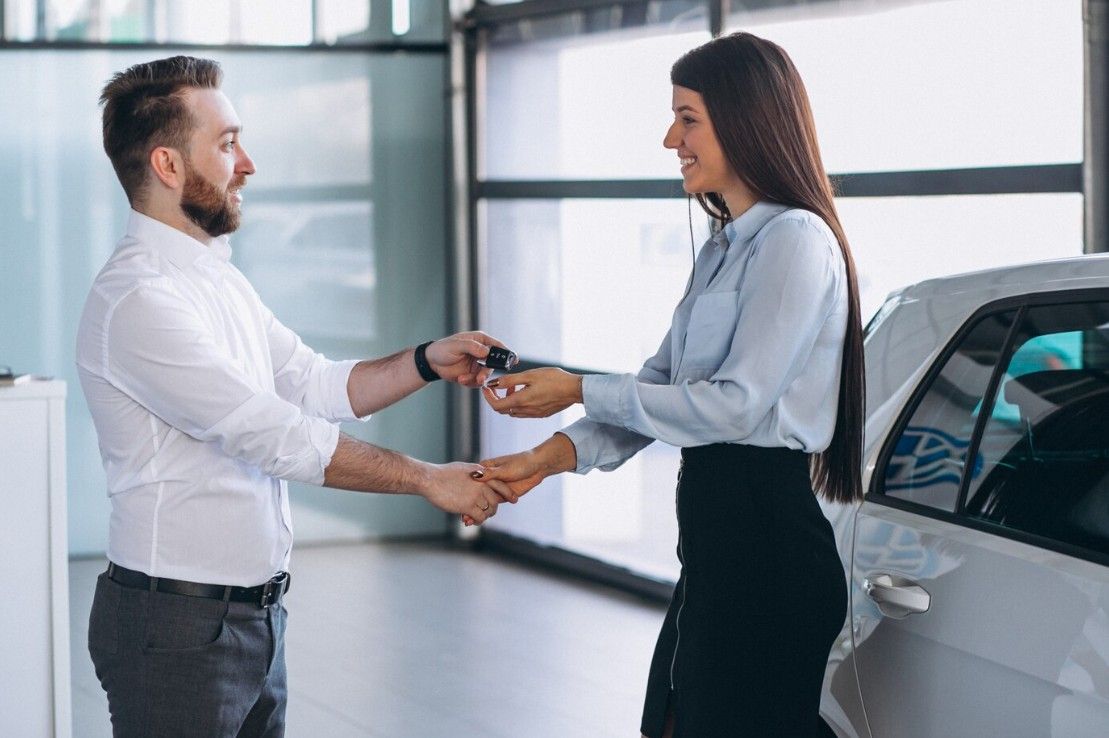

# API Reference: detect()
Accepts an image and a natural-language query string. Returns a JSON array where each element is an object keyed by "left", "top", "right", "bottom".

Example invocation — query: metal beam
[
  {"left": 834, "top": 164, "right": 1082, "bottom": 198},
  {"left": 466, "top": 0, "right": 655, "bottom": 28},
  {"left": 0, "top": 39, "right": 449, "bottom": 53},
  {"left": 467, "top": 0, "right": 938, "bottom": 29},
  {"left": 1086, "top": 0, "right": 1109, "bottom": 253},
  {"left": 478, "top": 179, "right": 686, "bottom": 199},
  {"left": 476, "top": 164, "right": 1082, "bottom": 200}
]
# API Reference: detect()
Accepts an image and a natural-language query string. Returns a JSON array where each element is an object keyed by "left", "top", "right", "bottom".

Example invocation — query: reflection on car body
[{"left": 885, "top": 426, "right": 974, "bottom": 493}]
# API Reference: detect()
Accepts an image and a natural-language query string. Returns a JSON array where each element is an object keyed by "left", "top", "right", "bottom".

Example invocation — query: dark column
[
  {"left": 1085, "top": 0, "right": 1109, "bottom": 253},
  {"left": 710, "top": 0, "right": 728, "bottom": 38}
]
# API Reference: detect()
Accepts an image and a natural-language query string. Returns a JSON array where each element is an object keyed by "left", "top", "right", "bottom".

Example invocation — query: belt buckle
[{"left": 259, "top": 571, "right": 289, "bottom": 609}]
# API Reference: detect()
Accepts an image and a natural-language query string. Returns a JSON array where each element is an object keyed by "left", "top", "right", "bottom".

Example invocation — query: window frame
[{"left": 868, "top": 287, "right": 1109, "bottom": 568}]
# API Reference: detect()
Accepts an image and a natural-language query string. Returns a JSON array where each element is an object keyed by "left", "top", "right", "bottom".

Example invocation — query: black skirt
[{"left": 640, "top": 443, "right": 847, "bottom": 738}]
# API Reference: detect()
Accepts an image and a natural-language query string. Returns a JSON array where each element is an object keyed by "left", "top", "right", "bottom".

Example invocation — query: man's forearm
[
  {"left": 323, "top": 433, "right": 430, "bottom": 494},
  {"left": 346, "top": 348, "right": 426, "bottom": 418}
]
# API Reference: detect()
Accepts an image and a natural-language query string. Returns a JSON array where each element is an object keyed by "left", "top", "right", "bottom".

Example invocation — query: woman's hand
[
  {"left": 480, "top": 450, "right": 548, "bottom": 497},
  {"left": 461, "top": 434, "right": 578, "bottom": 526},
  {"left": 460, "top": 451, "right": 542, "bottom": 526},
  {"left": 481, "top": 367, "right": 584, "bottom": 418}
]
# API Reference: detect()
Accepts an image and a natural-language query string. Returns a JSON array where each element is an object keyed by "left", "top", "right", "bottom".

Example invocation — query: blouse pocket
[{"left": 682, "top": 290, "right": 739, "bottom": 371}]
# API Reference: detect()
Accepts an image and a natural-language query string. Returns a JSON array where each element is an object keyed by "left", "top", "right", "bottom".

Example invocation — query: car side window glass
[
  {"left": 964, "top": 301, "right": 1109, "bottom": 555},
  {"left": 879, "top": 310, "right": 1018, "bottom": 511}
]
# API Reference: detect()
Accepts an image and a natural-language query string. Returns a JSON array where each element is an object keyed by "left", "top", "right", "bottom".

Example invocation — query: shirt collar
[
  {"left": 125, "top": 209, "right": 233, "bottom": 268},
  {"left": 720, "top": 200, "right": 790, "bottom": 248}
]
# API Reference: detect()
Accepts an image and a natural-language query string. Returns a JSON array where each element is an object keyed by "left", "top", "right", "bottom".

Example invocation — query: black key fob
[{"left": 483, "top": 346, "right": 519, "bottom": 370}]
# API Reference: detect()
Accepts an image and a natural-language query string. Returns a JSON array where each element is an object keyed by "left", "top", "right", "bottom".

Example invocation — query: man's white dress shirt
[
  {"left": 561, "top": 201, "right": 848, "bottom": 472},
  {"left": 77, "top": 210, "right": 363, "bottom": 586}
]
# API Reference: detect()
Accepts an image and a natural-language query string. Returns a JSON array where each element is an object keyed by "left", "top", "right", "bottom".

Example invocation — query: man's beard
[{"left": 180, "top": 160, "right": 244, "bottom": 238}]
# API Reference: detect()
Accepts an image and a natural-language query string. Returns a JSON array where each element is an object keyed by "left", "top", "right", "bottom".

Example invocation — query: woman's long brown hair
[{"left": 672, "top": 32, "right": 865, "bottom": 504}]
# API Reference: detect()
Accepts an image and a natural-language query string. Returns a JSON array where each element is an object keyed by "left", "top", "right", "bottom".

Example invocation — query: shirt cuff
[
  {"left": 311, "top": 421, "right": 342, "bottom": 485},
  {"left": 328, "top": 359, "right": 369, "bottom": 423},
  {"left": 558, "top": 419, "right": 605, "bottom": 474},
  {"left": 581, "top": 373, "right": 632, "bottom": 428},
  {"left": 205, "top": 394, "right": 341, "bottom": 486}
]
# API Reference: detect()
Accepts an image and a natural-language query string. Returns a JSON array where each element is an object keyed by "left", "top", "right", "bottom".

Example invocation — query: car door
[{"left": 850, "top": 294, "right": 1109, "bottom": 738}]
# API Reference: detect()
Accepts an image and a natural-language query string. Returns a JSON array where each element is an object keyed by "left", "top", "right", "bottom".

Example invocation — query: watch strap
[{"left": 414, "top": 341, "right": 441, "bottom": 382}]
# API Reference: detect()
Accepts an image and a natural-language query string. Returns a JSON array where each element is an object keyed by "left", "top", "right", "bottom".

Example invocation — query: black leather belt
[{"left": 107, "top": 562, "right": 291, "bottom": 609}]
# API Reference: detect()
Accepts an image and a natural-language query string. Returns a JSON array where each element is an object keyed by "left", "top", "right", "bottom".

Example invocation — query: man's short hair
[{"left": 99, "top": 56, "right": 222, "bottom": 205}]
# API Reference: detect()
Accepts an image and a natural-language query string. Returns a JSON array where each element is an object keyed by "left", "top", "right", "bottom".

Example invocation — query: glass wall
[
  {"left": 1, "top": 0, "right": 445, "bottom": 44},
  {"left": 474, "top": 0, "right": 1084, "bottom": 585},
  {"left": 483, "top": 25, "right": 712, "bottom": 179},
  {"left": 0, "top": 47, "right": 450, "bottom": 554},
  {"left": 480, "top": 197, "right": 714, "bottom": 580},
  {"left": 726, "top": 0, "right": 1082, "bottom": 172}
]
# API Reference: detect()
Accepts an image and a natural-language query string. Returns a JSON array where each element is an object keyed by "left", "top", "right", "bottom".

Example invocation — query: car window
[
  {"left": 878, "top": 310, "right": 1018, "bottom": 511},
  {"left": 964, "top": 301, "right": 1109, "bottom": 555}
]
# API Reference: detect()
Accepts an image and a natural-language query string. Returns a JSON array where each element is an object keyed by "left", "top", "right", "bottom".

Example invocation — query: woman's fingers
[
  {"left": 484, "top": 478, "right": 519, "bottom": 503},
  {"left": 481, "top": 385, "right": 514, "bottom": 412}
]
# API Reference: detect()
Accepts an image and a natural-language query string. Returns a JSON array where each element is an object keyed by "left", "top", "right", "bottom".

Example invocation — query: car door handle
[{"left": 864, "top": 573, "right": 931, "bottom": 619}]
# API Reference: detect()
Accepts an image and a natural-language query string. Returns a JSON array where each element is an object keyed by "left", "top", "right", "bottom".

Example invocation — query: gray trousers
[{"left": 88, "top": 571, "right": 288, "bottom": 737}]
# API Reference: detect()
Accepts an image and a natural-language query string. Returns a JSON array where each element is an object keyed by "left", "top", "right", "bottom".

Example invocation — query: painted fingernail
[
  {"left": 485, "top": 379, "right": 500, "bottom": 388},
  {"left": 470, "top": 470, "right": 484, "bottom": 479}
]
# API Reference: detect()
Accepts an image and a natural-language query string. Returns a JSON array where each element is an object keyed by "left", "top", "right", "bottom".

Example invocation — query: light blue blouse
[{"left": 560, "top": 200, "right": 848, "bottom": 474}]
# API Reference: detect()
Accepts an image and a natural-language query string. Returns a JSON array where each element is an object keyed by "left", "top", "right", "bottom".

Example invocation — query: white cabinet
[{"left": 0, "top": 381, "right": 70, "bottom": 738}]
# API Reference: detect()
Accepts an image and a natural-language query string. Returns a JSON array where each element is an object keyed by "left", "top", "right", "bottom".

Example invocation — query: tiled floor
[{"left": 69, "top": 541, "right": 668, "bottom": 737}]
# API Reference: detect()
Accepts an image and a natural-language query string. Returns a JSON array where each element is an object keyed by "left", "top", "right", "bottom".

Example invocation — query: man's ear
[{"left": 149, "top": 146, "right": 184, "bottom": 190}]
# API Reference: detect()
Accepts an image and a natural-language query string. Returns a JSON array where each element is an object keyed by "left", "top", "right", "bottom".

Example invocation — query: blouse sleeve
[
  {"left": 558, "top": 327, "right": 673, "bottom": 473},
  {"left": 577, "top": 218, "right": 843, "bottom": 450}
]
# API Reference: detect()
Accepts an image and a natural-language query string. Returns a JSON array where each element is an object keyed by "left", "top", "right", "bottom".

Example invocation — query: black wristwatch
[{"left": 413, "top": 341, "right": 441, "bottom": 382}]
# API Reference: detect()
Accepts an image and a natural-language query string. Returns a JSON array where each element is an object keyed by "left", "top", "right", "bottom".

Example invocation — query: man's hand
[
  {"left": 425, "top": 331, "right": 508, "bottom": 388},
  {"left": 481, "top": 367, "right": 584, "bottom": 418},
  {"left": 420, "top": 461, "right": 509, "bottom": 525}
]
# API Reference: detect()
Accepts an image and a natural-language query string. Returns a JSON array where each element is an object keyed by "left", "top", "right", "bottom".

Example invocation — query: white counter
[{"left": 0, "top": 380, "right": 71, "bottom": 737}]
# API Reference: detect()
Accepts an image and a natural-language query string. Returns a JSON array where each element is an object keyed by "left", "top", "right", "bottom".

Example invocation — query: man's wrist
[
  {"left": 411, "top": 460, "right": 436, "bottom": 497},
  {"left": 413, "top": 341, "right": 441, "bottom": 382}
]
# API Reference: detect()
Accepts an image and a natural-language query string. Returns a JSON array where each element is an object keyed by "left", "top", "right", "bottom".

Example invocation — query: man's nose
[{"left": 237, "top": 148, "right": 256, "bottom": 175}]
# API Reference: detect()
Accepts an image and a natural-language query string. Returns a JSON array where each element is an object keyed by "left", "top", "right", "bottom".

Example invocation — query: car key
[{"left": 482, "top": 346, "right": 519, "bottom": 371}]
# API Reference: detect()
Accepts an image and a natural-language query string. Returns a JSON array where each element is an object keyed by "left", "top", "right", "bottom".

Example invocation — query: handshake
[{"left": 416, "top": 332, "right": 584, "bottom": 527}]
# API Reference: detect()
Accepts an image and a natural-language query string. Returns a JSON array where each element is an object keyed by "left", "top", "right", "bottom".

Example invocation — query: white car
[{"left": 819, "top": 254, "right": 1109, "bottom": 738}]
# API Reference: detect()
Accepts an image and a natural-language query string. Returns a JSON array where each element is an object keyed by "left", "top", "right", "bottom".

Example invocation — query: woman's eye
[{"left": 682, "top": 117, "right": 695, "bottom": 125}]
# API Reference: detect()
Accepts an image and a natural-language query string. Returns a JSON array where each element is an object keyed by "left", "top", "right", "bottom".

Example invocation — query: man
[{"left": 76, "top": 55, "right": 509, "bottom": 736}]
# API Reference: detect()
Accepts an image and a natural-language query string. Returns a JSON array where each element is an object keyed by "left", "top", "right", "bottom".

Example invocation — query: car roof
[{"left": 887, "top": 253, "right": 1109, "bottom": 307}]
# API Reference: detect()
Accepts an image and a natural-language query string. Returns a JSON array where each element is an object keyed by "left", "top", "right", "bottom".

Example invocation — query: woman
[{"left": 477, "top": 31, "right": 865, "bottom": 738}]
